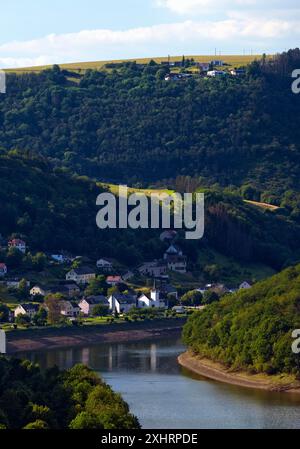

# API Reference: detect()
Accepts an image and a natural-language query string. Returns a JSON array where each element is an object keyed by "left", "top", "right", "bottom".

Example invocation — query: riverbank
[
  {"left": 178, "top": 351, "right": 300, "bottom": 394},
  {"left": 6, "top": 318, "right": 185, "bottom": 354}
]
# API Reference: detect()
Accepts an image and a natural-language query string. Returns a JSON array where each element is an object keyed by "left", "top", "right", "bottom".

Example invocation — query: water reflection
[{"left": 19, "top": 338, "right": 300, "bottom": 429}]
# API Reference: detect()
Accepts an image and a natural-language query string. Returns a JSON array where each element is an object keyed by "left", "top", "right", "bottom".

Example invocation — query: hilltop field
[{"left": 4, "top": 54, "right": 265, "bottom": 74}]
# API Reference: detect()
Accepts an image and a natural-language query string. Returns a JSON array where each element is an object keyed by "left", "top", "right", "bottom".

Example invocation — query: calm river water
[{"left": 20, "top": 337, "right": 300, "bottom": 429}]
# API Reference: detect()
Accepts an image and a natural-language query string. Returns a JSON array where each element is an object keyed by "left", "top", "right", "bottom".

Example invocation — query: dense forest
[
  {"left": 1, "top": 152, "right": 300, "bottom": 271},
  {"left": 183, "top": 264, "right": 300, "bottom": 375},
  {"left": 0, "top": 357, "right": 139, "bottom": 429},
  {"left": 1, "top": 50, "right": 300, "bottom": 208}
]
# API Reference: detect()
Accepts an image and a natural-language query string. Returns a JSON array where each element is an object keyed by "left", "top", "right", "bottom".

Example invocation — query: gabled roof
[
  {"left": 18, "top": 303, "right": 39, "bottom": 312},
  {"left": 107, "top": 275, "right": 122, "bottom": 282},
  {"left": 9, "top": 239, "right": 26, "bottom": 245},
  {"left": 112, "top": 294, "right": 136, "bottom": 305},
  {"left": 70, "top": 266, "right": 95, "bottom": 275},
  {"left": 84, "top": 295, "right": 108, "bottom": 305}
]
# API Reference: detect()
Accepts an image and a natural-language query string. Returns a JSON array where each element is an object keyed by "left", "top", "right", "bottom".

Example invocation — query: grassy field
[
  {"left": 4, "top": 54, "right": 268, "bottom": 74},
  {"left": 98, "top": 182, "right": 174, "bottom": 197},
  {"left": 245, "top": 200, "right": 279, "bottom": 211}
]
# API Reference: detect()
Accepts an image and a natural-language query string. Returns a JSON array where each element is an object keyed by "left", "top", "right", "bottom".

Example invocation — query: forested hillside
[
  {"left": 1, "top": 152, "right": 300, "bottom": 272},
  {"left": 183, "top": 264, "right": 300, "bottom": 375},
  {"left": 1, "top": 50, "right": 300, "bottom": 208},
  {"left": 0, "top": 358, "right": 139, "bottom": 429}
]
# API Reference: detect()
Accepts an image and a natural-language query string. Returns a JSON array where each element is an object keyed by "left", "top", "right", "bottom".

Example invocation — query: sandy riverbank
[
  {"left": 178, "top": 351, "right": 300, "bottom": 394},
  {"left": 6, "top": 319, "right": 185, "bottom": 354}
]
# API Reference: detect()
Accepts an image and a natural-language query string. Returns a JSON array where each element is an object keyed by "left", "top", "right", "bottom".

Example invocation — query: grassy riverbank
[
  {"left": 178, "top": 352, "right": 300, "bottom": 394},
  {"left": 6, "top": 318, "right": 186, "bottom": 354}
]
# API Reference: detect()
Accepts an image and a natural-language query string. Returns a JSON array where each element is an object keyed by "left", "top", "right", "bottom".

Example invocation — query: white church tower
[{"left": 150, "top": 288, "right": 160, "bottom": 306}]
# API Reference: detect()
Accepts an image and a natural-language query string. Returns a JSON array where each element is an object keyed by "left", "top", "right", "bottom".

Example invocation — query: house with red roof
[
  {"left": 106, "top": 275, "right": 122, "bottom": 287},
  {"left": 8, "top": 239, "right": 26, "bottom": 254}
]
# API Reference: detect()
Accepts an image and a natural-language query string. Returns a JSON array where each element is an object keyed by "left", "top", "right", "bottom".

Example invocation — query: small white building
[
  {"left": 30, "top": 285, "right": 50, "bottom": 297},
  {"left": 137, "top": 289, "right": 165, "bottom": 309},
  {"left": 8, "top": 239, "right": 26, "bottom": 254},
  {"left": 0, "top": 263, "right": 7, "bottom": 277},
  {"left": 108, "top": 294, "right": 136, "bottom": 314},
  {"left": 207, "top": 70, "right": 226, "bottom": 77},
  {"left": 14, "top": 303, "right": 40, "bottom": 319},
  {"left": 96, "top": 258, "right": 113, "bottom": 272},
  {"left": 239, "top": 281, "right": 252, "bottom": 290}
]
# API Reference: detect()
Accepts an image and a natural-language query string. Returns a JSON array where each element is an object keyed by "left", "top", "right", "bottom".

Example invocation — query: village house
[
  {"left": 66, "top": 267, "right": 96, "bottom": 285},
  {"left": 159, "top": 283, "right": 178, "bottom": 300},
  {"left": 197, "top": 62, "right": 210, "bottom": 71},
  {"left": 239, "top": 281, "right": 252, "bottom": 290},
  {"left": 207, "top": 70, "right": 226, "bottom": 77},
  {"left": 60, "top": 300, "right": 81, "bottom": 318},
  {"left": 14, "top": 303, "right": 40, "bottom": 319},
  {"left": 8, "top": 239, "right": 26, "bottom": 254},
  {"left": 79, "top": 295, "right": 109, "bottom": 316},
  {"left": 108, "top": 294, "right": 137, "bottom": 314},
  {"left": 106, "top": 275, "right": 122, "bottom": 287},
  {"left": 61, "top": 282, "right": 81, "bottom": 297},
  {"left": 137, "top": 288, "right": 165, "bottom": 309},
  {"left": 230, "top": 68, "right": 246, "bottom": 77},
  {"left": 96, "top": 258, "right": 113, "bottom": 272},
  {"left": 0, "top": 263, "right": 7, "bottom": 277},
  {"left": 211, "top": 60, "right": 224, "bottom": 66},
  {"left": 30, "top": 285, "right": 51, "bottom": 297},
  {"left": 138, "top": 261, "right": 167, "bottom": 277},
  {"left": 164, "top": 245, "right": 187, "bottom": 273},
  {"left": 160, "top": 230, "right": 177, "bottom": 243}
]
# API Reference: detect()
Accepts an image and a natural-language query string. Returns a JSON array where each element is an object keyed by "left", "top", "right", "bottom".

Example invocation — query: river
[{"left": 20, "top": 337, "right": 300, "bottom": 429}]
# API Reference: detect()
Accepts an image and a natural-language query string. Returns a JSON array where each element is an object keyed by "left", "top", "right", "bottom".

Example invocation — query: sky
[{"left": 0, "top": 0, "right": 300, "bottom": 68}]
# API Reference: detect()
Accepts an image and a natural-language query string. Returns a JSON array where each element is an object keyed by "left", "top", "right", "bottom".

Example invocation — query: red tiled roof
[{"left": 9, "top": 239, "right": 25, "bottom": 245}]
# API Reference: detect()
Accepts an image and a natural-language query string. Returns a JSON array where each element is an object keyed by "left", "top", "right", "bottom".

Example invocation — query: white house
[
  {"left": 8, "top": 239, "right": 26, "bottom": 254},
  {"left": 66, "top": 267, "right": 96, "bottom": 285},
  {"left": 14, "top": 303, "right": 40, "bottom": 319},
  {"left": 79, "top": 296, "right": 109, "bottom": 316},
  {"left": 30, "top": 285, "right": 50, "bottom": 297},
  {"left": 137, "top": 288, "right": 165, "bottom": 309},
  {"left": 207, "top": 70, "right": 226, "bottom": 77},
  {"left": 96, "top": 258, "right": 113, "bottom": 272},
  {"left": 0, "top": 263, "right": 7, "bottom": 277},
  {"left": 60, "top": 301, "right": 81, "bottom": 318},
  {"left": 108, "top": 294, "right": 136, "bottom": 314},
  {"left": 239, "top": 281, "right": 252, "bottom": 290}
]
